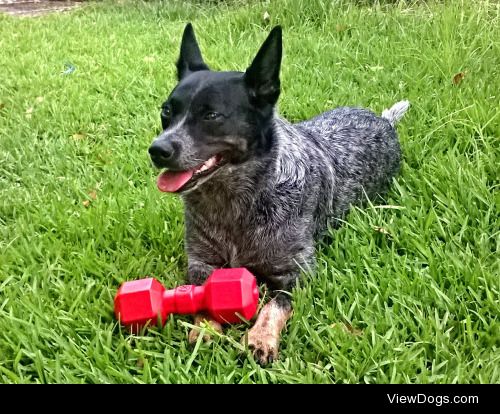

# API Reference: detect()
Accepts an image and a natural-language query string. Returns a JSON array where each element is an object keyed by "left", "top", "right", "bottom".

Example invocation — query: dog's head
[{"left": 149, "top": 24, "right": 282, "bottom": 193}]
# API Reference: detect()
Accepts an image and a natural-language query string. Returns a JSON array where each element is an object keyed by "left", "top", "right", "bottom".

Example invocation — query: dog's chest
[
  {"left": 184, "top": 199, "right": 305, "bottom": 274},
  {"left": 188, "top": 210, "right": 264, "bottom": 266}
]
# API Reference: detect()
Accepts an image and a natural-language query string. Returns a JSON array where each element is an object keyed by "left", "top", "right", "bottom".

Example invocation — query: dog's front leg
[
  {"left": 244, "top": 275, "right": 295, "bottom": 365},
  {"left": 187, "top": 259, "right": 223, "bottom": 344}
]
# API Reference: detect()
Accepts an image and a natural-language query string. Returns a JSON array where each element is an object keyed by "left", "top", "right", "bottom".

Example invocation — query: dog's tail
[{"left": 381, "top": 100, "right": 410, "bottom": 126}]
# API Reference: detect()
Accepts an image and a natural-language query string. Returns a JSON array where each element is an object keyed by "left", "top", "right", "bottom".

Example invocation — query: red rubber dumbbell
[{"left": 114, "top": 268, "right": 259, "bottom": 329}]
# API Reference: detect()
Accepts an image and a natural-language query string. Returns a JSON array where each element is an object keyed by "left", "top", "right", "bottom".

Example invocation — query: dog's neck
[
  {"left": 181, "top": 113, "right": 308, "bottom": 214},
  {"left": 271, "top": 116, "right": 309, "bottom": 187}
]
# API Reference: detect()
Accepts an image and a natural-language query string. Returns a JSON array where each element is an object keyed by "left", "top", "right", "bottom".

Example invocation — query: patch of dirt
[{"left": 0, "top": 0, "right": 83, "bottom": 17}]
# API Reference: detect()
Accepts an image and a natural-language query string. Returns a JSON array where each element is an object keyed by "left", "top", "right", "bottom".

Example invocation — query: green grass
[{"left": 0, "top": 0, "right": 498, "bottom": 383}]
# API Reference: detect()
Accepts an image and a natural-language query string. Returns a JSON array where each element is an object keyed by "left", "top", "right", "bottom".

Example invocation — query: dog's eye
[
  {"left": 161, "top": 107, "right": 172, "bottom": 129},
  {"left": 204, "top": 112, "right": 222, "bottom": 121},
  {"left": 162, "top": 107, "right": 171, "bottom": 119}
]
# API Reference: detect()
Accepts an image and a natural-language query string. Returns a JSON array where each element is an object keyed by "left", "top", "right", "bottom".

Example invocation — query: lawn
[{"left": 0, "top": 0, "right": 498, "bottom": 384}]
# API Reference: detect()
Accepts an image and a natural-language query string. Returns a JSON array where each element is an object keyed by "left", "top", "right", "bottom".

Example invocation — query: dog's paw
[
  {"left": 243, "top": 328, "right": 280, "bottom": 365},
  {"left": 188, "top": 314, "right": 223, "bottom": 344},
  {"left": 241, "top": 299, "right": 292, "bottom": 365}
]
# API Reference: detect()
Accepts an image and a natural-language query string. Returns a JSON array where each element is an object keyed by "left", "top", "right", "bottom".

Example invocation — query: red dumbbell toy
[{"left": 114, "top": 268, "right": 259, "bottom": 329}]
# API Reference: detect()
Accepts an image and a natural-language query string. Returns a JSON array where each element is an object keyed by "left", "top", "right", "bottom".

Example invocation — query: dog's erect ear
[
  {"left": 244, "top": 26, "right": 282, "bottom": 105},
  {"left": 176, "top": 23, "right": 209, "bottom": 80}
]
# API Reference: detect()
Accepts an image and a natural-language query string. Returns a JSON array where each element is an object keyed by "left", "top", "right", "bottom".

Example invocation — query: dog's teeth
[
  {"left": 194, "top": 156, "right": 220, "bottom": 175},
  {"left": 195, "top": 164, "right": 208, "bottom": 175},
  {"left": 205, "top": 157, "right": 216, "bottom": 168}
]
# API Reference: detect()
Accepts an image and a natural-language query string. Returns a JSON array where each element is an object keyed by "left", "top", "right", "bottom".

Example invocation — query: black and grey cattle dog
[{"left": 148, "top": 23, "right": 409, "bottom": 365}]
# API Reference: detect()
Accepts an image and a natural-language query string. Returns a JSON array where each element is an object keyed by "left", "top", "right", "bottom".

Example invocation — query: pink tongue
[{"left": 157, "top": 170, "right": 194, "bottom": 192}]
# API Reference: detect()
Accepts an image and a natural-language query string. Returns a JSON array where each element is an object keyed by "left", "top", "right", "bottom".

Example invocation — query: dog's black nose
[{"left": 149, "top": 141, "right": 175, "bottom": 162}]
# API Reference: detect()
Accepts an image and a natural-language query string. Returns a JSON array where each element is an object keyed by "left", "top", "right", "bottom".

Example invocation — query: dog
[{"left": 148, "top": 23, "right": 409, "bottom": 365}]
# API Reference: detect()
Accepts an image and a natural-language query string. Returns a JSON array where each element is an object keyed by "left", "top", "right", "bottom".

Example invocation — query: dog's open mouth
[{"left": 157, "top": 154, "right": 224, "bottom": 193}]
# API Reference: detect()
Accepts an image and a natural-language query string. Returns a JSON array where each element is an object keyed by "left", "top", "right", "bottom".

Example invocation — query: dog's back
[{"left": 271, "top": 102, "right": 408, "bottom": 237}]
